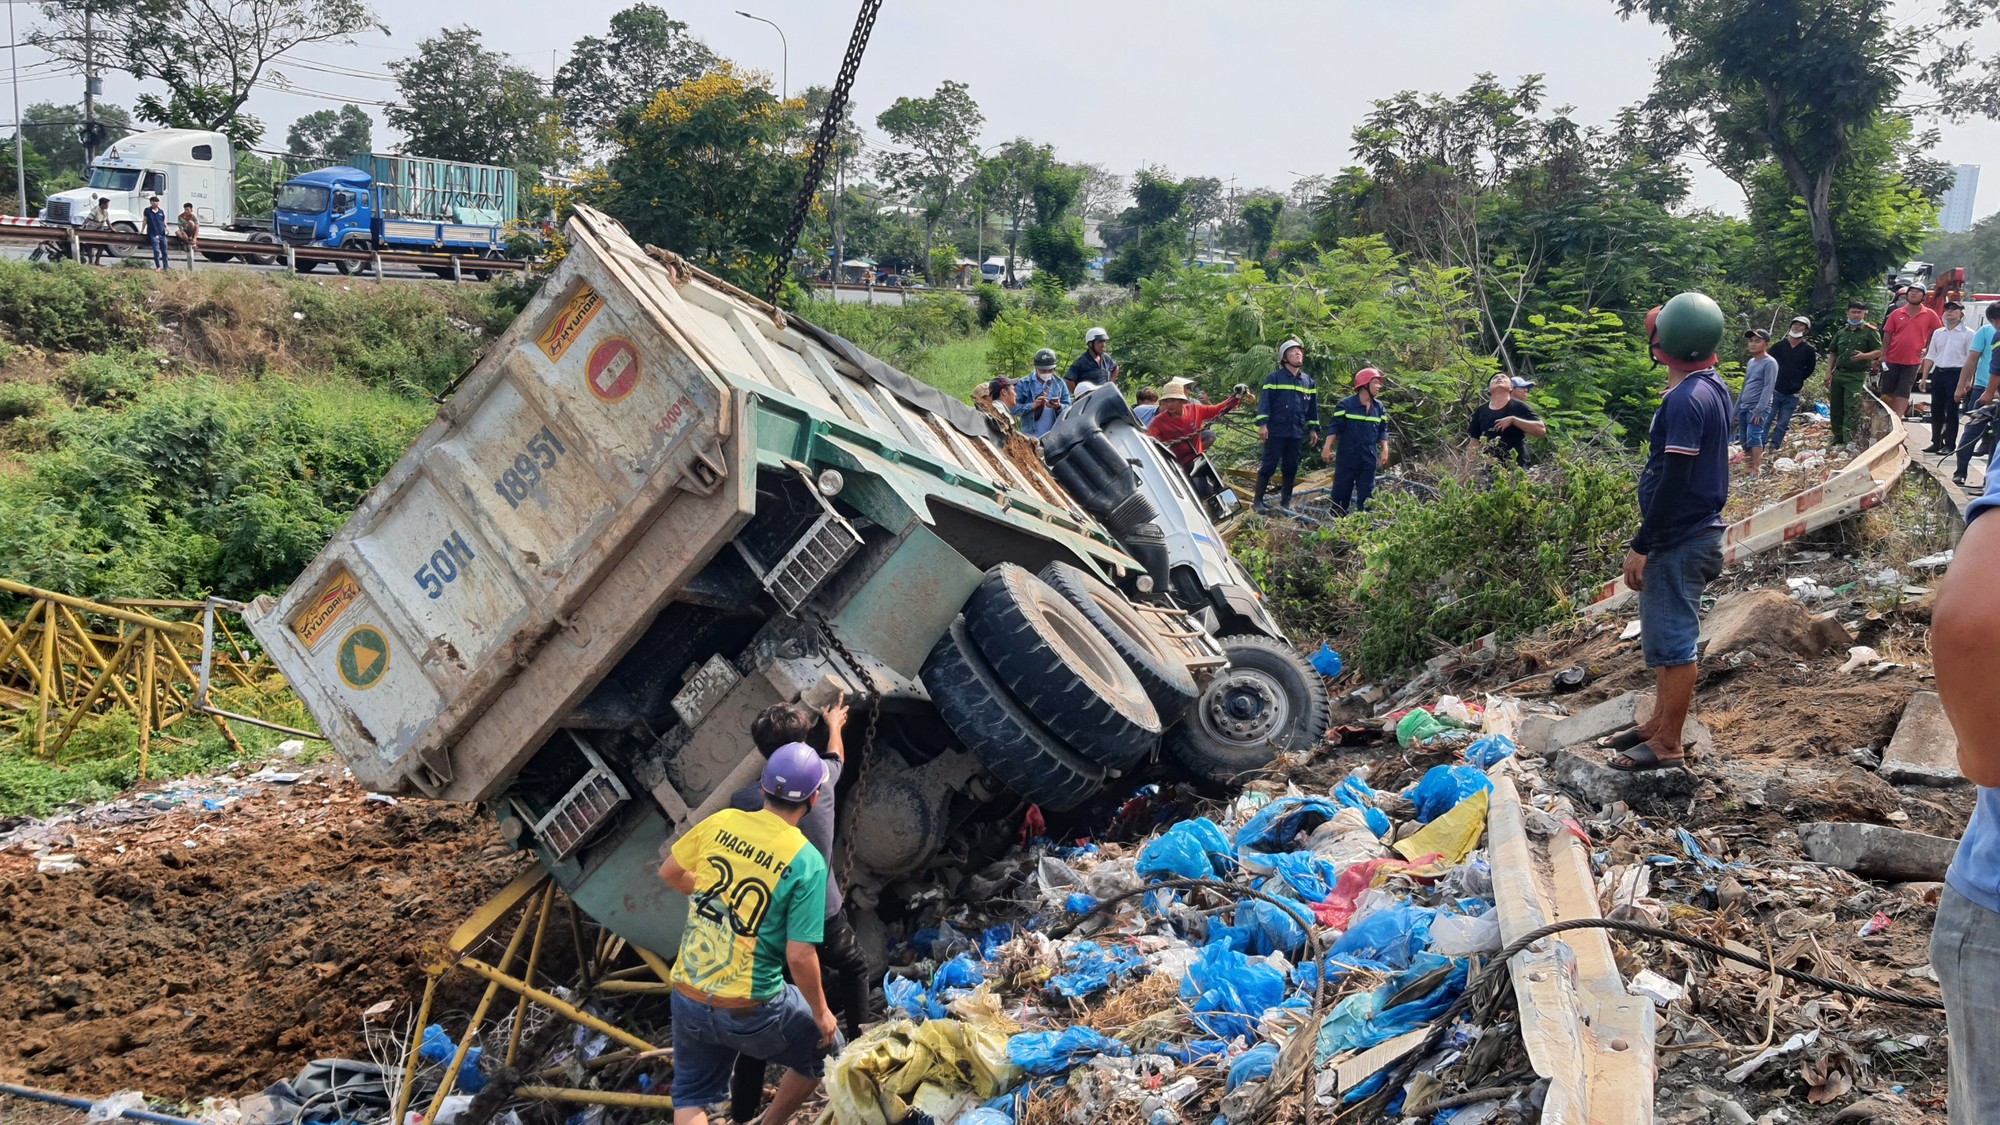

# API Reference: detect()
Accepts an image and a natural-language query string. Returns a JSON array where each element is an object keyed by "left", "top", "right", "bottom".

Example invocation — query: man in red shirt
[
  {"left": 1882, "top": 285, "right": 1943, "bottom": 419},
  {"left": 1146, "top": 380, "right": 1247, "bottom": 468}
]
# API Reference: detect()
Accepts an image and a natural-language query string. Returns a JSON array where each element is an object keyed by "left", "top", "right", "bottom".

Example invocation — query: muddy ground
[{"left": 0, "top": 767, "right": 526, "bottom": 1102}]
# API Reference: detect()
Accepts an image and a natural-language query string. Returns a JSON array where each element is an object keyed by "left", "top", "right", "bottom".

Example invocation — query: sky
[{"left": 6, "top": 0, "right": 1998, "bottom": 220}]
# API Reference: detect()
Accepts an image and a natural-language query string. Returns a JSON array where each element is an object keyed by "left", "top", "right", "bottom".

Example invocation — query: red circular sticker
[{"left": 585, "top": 337, "right": 640, "bottom": 402}]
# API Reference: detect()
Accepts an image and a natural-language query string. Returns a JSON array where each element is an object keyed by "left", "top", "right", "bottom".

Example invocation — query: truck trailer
[
  {"left": 244, "top": 205, "right": 1326, "bottom": 960},
  {"left": 273, "top": 153, "right": 518, "bottom": 274}
]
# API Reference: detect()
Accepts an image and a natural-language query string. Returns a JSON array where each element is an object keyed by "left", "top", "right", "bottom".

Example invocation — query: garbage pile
[{"left": 828, "top": 696, "right": 1541, "bottom": 1125}]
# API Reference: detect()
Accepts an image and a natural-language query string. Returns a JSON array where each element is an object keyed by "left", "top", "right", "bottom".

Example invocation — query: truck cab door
[{"left": 333, "top": 189, "right": 359, "bottom": 243}]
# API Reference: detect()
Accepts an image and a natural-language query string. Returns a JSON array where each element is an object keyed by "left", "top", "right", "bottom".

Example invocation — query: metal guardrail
[
  {"left": 0, "top": 219, "right": 531, "bottom": 279},
  {"left": 1587, "top": 388, "right": 1912, "bottom": 610}
]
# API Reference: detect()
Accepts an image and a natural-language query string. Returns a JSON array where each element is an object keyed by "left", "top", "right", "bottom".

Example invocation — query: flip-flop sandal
[
  {"left": 1595, "top": 727, "right": 1648, "bottom": 753},
  {"left": 1607, "top": 744, "right": 1690, "bottom": 772}
]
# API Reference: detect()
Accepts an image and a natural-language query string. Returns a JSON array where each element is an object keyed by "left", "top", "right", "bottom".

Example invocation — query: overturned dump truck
[{"left": 245, "top": 206, "right": 1329, "bottom": 957}]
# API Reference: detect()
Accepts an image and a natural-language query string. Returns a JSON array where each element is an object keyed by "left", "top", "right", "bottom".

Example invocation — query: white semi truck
[{"left": 38, "top": 128, "right": 279, "bottom": 262}]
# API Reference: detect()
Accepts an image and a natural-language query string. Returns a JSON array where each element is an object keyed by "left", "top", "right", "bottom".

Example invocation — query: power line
[
  {"left": 265, "top": 75, "right": 396, "bottom": 108},
  {"left": 275, "top": 53, "right": 396, "bottom": 82}
]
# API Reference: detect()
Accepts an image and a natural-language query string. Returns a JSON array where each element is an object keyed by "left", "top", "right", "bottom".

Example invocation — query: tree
[
  {"left": 1616, "top": 0, "right": 2000, "bottom": 314},
  {"left": 388, "top": 27, "right": 566, "bottom": 167},
  {"left": 1240, "top": 196, "right": 1284, "bottom": 263},
  {"left": 1746, "top": 117, "right": 1938, "bottom": 305},
  {"left": 1, "top": 135, "right": 53, "bottom": 214},
  {"left": 554, "top": 4, "right": 716, "bottom": 147},
  {"left": 21, "top": 101, "right": 135, "bottom": 172},
  {"left": 1023, "top": 161, "right": 1090, "bottom": 288},
  {"left": 874, "top": 80, "right": 983, "bottom": 267},
  {"left": 1105, "top": 167, "right": 1192, "bottom": 286},
  {"left": 1072, "top": 162, "right": 1125, "bottom": 220},
  {"left": 587, "top": 65, "right": 806, "bottom": 288},
  {"left": 32, "top": 0, "right": 381, "bottom": 148},
  {"left": 973, "top": 138, "right": 1054, "bottom": 283},
  {"left": 285, "top": 105, "right": 373, "bottom": 163}
]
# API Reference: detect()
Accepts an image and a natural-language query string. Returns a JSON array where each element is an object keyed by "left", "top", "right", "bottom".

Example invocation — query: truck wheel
[
  {"left": 1167, "top": 634, "right": 1328, "bottom": 784},
  {"left": 1038, "top": 561, "right": 1198, "bottom": 724},
  {"left": 241, "top": 235, "right": 278, "bottom": 266},
  {"left": 201, "top": 251, "right": 234, "bottom": 263},
  {"left": 294, "top": 259, "right": 319, "bottom": 274},
  {"left": 922, "top": 616, "right": 1105, "bottom": 811},
  {"left": 333, "top": 257, "right": 354, "bottom": 276},
  {"left": 962, "top": 563, "right": 1160, "bottom": 769}
]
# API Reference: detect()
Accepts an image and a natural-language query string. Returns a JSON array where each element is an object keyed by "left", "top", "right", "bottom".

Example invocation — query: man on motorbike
[{"left": 1147, "top": 381, "right": 1248, "bottom": 469}]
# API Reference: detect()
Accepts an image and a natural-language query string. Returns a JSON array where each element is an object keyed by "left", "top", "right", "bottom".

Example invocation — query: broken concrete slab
[
  {"left": 1550, "top": 749, "right": 1701, "bottom": 812},
  {"left": 1517, "top": 712, "right": 1558, "bottom": 759},
  {"left": 1698, "top": 589, "right": 1851, "bottom": 658},
  {"left": 1879, "top": 691, "right": 1964, "bottom": 787},
  {"left": 1546, "top": 691, "right": 1714, "bottom": 760},
  {"left": 1798, "top": 822, "right": 1960, "bottom": 882}
]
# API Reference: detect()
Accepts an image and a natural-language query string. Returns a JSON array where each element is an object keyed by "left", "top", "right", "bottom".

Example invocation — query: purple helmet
[{"left": 761, "top": 742, "right": 826, "bottom": 802}]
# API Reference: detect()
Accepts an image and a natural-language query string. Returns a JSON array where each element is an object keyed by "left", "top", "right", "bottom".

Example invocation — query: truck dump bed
[{"left": 245, "top": 206, "right": 1121, "bottom": 801}]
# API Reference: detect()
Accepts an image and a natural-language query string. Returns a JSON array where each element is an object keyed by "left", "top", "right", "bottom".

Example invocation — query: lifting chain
[
  {"left": 811, "top": 613, "right": 881, "bottom": 892},
  {"left": 764, "top": 0, "right": 884, "bottom": 305}
]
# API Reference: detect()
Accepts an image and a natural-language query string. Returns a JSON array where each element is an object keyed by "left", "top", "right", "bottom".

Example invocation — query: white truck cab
[{"left": 40, "top": 128, "right": 236, "bottom": 231}]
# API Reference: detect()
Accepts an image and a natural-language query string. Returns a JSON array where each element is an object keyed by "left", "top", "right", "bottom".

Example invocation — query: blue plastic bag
[
  {"left": 1182, "top": 940, "right": 1287, "bottom": 1040},
  {"left": 1330, "top": 902, "right": 1437, "bottom": 970},
  {"left": 1266, "top": 850, "right": 1342, "bottom": 902},
  {"left": 1407, "top": 765, "right": 1493, "bottom": 823},
  {"left": 1049, "top": 941, "right": 1145, "bottom": 999},
  {"left": 1330, "top": 774, "right": 1392, "bottom": 838},
  {"left": 1310, "top": 644, "right": 1344, "bottom": 678},
  {"left": 1236, "top": 797, "right": 1340, "bottom": 855},
  {"left": 419, "top": 1024, "right": 487, "bottom": 1093},
  {"left": 957, "top": 1111, "right": 1013, "bottom": 1125},
  {"left": 979, "top": 925, "right": 1017, "bottom": 959},
  {"left": 1007, "top": 1026, "right": 1131, "bottom": 1076},
  {"left": 1163, "top": 1039, "right": 1231, "bottom": 1065},
  {"left": 1465, "top": 733, "right": 1516, "bottom": 768},
  {"left": 1220, "top": 895, "right": 1311, "bottom": 956},
  {"left": 1137, "top": 817, "right": 1235, "bottom": 880},
  {"left": 1227, "top": 1043, "right": 1281, "bottom": 1092},
  {"left": 1316, "top": 953, "right": 1469, "bottom": 1063},
  {"left": 935, "top": 952, "right": 985, "bottom": 990},
  {"left": 883, "top": 974, "right": 932, "bottom": 1020},
  {"left": 1065, "top": 892, "right": 1100, "bottom": 915}
]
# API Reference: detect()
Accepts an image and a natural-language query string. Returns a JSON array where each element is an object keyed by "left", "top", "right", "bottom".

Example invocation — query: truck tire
[
  {"left": 921, "top": 616, "right": 1104, "bottom": 811},
  {"left": 201, "top": 251, "right": 234, "bottom": 263},
  {"left": 1167, "top": 634, "right": 1328, "bottom": 784},
  {"left": 294, "top": 259, "right": 319, "bottom": 274},
  {"left": 962, "top": 563, "right": 1160, "bottom": 769},
  {"left": 241, "top": 235, "right": 278, "bottom": 266},
  {"left": 1037, "top": 561, "right": 1198, "bottom": 724}
]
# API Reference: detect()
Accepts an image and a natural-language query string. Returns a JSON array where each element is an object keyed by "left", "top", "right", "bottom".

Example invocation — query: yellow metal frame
[
  {"left": 0, "top": 580, "right": 295, "bottom": 771},
  {"left": 394, "top": 868, "right": 677, "bottom": 1123}
]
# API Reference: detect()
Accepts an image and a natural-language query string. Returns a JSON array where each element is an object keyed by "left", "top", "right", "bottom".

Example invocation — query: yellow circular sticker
[{"left": 337, "top": 625, "right": 390, "bottom": 690}]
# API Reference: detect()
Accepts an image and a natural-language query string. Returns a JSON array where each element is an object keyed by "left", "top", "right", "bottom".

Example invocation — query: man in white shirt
[{"left": 1922, "top": 300, "right": 1976, "bottom": 455}]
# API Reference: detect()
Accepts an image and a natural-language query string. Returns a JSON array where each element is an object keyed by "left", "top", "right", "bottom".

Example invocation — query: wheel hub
[{"left": 1201, "top": 667, "right": 1290, "bottom": 746}]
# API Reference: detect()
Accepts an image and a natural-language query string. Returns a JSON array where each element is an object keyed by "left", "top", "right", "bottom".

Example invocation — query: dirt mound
[{"left": 0, "top": 771, "right": 524, "bottom": 1100}]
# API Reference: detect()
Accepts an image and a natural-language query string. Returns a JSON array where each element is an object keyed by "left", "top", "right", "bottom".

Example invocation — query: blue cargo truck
[{"left": 272, "top": 153, "right": 521, "bottom": 275}]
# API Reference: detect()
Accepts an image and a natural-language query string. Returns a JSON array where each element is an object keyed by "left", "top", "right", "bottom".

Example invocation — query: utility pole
[
  {"left": 10, "top": 0, "right": 27, "bottom": 216},
  {"left": 81, "top": 1, "right": 97, "bottom": 176},
  {"left": 832, "top": 143, "right": 845, "bottom": 284}
]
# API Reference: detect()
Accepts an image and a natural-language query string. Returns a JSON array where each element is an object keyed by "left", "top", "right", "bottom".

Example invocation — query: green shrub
[
  {"left": 1256, "top": 454, "right": 1639, "bottom": 676},
  {"left": 0, "top": 382, "right": 54, "bottom": 422},
  {"left": 57, "top": 350, "right": 154, "bottom": 405},
  {"left": 974, "top": 282, "right": 1013, "bottom": 327},
  {"left": 0, "top": 259, "right": 156, "bottom": 352}
]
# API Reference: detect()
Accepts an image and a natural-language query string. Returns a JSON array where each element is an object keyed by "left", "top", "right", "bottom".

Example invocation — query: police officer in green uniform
[{"left": 1826, "top": 299, "right": 1883, "bottom": 448}]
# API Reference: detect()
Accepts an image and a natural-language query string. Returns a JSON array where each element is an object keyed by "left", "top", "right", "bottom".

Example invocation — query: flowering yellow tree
[{"left": 586, "top": 64, "right": 811, "bottom": 288}]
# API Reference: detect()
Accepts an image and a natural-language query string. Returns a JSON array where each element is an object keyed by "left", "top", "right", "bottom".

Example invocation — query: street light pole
[
  {"left": 9, "top": 0, "right": 27, "bottom": 216},
  {"left": 735, "top": 10, "right": 787, "bottom": 103}
]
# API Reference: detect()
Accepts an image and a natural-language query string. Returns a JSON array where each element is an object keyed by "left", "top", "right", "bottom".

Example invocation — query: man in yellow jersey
[{"left": 659, "top": 743, "right": 840, "bottom": 1125}]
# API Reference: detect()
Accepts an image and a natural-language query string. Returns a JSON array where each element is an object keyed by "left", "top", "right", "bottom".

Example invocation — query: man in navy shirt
[
  {"left": 1253, "top": 338, "right": 1320, "bottom": 512},
  {"left": 1609, "top": 292, "right": 1733, "bottom": 772},
  {"left": 1932, "top": 465, "right": 2000, "bottom": 1124},
  {"left": 1321, "top": 368, "right": 1391, "bottom": 513}
]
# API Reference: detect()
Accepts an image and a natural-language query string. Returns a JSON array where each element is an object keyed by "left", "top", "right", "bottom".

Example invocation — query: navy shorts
[
  {"left": 1638, "top": 531, "right": 1723, "bottom": 668},
  {"left": 670, "top": 984, "right": 837, "bottom": 1109}
]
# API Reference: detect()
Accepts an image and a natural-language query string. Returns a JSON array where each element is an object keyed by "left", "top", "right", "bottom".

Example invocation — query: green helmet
[{"left": 1646, "top": 292, "right": 1726, "bottom": 363}]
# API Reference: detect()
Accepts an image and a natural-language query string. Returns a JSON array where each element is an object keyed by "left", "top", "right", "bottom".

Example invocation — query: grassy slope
[{"left": 0, "top": 262, "right": 521, "bottom": 816}]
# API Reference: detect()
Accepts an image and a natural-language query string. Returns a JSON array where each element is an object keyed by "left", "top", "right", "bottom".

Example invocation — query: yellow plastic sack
[
  {"left": 1393, "top": 789, "right": 1489, "bottom": 866},
  {"left": 826, "top": 992, "right": 1024, "bottom": 1125}
]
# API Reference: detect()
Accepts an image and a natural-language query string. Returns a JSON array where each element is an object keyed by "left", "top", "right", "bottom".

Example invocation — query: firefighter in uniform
[{"left": 1321, "top": 367, "right": 1391, "bottom": 514}]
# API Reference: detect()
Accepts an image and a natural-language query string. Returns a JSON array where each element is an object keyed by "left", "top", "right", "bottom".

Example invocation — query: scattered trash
[
  {"left": 1838, "top": 646, "right": 1881, "bottom": 673},
  {"left": 1857, "top": 911, "right": 1893, "bottom": 937},
  {"left": 1309, "top": 644, "right": 1344, "bottom": 678},
  {"left": 1550, "top": 665, "right": 1591, "bottom": 692},
  {"left": 87, "top": 1092, "right": 148, "bottom": 1123},
  {"left": 1907, "top": 550, "right": 1953, "bottom": 570}
]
